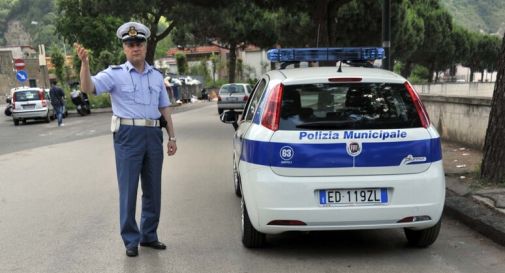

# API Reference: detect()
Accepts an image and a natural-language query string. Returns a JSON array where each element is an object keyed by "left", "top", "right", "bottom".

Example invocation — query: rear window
[
  {"left": 220, "top": 84, "right": 246, "bottom": 94},
  {"left": 14, "top": 90, "right": 40, "bottom": 102},
  {"left": 279, "top": 83, "right": 422, "bottom": 130}
]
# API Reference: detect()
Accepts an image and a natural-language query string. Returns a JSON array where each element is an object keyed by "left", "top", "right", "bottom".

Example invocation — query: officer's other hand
[
  {"left": 167, "top": 141, "right": 177, "bottom": 156},
  {"left": 74, "top": 43, "right": 89, "bottom": 64}
]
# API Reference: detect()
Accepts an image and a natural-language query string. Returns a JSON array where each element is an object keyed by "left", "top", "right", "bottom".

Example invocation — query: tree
[
  {"left": 407, "top": 2, "right": 454, "bottom": 83},
  {"left": 0, "top": 0, "right": 18, "bottom": 46},
  {"left": 175, "top": 52, "right": 188, "bottom": 75},
  {"left": 481, "top": 34, "right": 505, "bottom": 183},
  {"left": 49, "top": 45, "right": 65, "bottom": 84},
  {"left": 174, "top": 0, "right": 279, "bottom": 83},
  {"left": 479, "top": 35, "right": 502, "bottom": 82}
]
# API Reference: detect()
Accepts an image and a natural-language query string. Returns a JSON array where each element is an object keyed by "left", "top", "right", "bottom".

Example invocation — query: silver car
[
  {"left": 11, "top": 87, "right": 54, "bottom": 126},
  {"left": 217, "top": 83, "right": 252, "bottom": 114}
]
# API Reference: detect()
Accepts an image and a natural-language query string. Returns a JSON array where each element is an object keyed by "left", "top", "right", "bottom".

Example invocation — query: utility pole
[{"left": 382, "top": 0, "right": 391, "bottom": 71}]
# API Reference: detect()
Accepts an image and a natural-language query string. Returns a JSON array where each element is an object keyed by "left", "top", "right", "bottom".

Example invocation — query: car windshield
[
  {"left": 14, "top": 90, "right": 40, "bottom": 102},
  {"left": 220, "top": 84, "right": 245, "bottom": 94},
  {"left": 278, "top": 83, "right": 422, "bottom": 130}
]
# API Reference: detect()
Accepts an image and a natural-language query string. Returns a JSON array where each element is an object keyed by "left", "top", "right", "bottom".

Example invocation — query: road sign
[
  {"left": 16, "top": 70, "right": 28, "bottom": 82},
  {"left": 14, "top": 59, "right": 25, "bottom": 70}
]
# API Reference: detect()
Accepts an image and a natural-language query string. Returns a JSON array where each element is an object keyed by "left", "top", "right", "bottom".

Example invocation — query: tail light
[
  {"left": 404, "top": 81, "right": 430, "bottom": 128},
  {"left": 243, "top": 95, "right": 249, "bottom": 101},
  {"left": 11, "top": 95, "right": 15, "bottom": 109},
  {"left": 39, "top": 90, "right": 48, "bottom": 107},
  {"left": 261, "top": 83, "right": 284, "bottom": 131}
]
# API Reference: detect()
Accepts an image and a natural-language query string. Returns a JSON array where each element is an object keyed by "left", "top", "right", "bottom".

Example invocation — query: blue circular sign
[{"left": 16, "top": 70, "right": 28, "bottom": 82}]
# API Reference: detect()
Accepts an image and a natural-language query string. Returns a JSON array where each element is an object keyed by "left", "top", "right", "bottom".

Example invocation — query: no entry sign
[{"left": 14, "top": 59, "right": 25, "bottom": 70}]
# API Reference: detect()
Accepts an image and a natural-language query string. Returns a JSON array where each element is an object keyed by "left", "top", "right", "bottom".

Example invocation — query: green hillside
[{"left": 441, "top": 0, "right": 505, "bottom": 35}]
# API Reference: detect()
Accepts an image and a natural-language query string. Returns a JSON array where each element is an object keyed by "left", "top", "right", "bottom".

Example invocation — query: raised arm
[{"left": 74, "top": 43, "right": 95, "bottom": 95}]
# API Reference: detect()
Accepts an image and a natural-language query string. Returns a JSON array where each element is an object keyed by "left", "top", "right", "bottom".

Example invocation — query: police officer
[{"left": 75, "top": 21, "right": 177, "bottom": 257}]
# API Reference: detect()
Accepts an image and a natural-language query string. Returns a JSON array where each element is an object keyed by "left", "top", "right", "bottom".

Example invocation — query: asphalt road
[{"left": 0, "top": 103, "right": 504, "bottom": 273}]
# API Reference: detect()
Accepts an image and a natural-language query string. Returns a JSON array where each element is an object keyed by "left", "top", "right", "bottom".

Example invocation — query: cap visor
[{"left": 122, "top": 37, "right": 146, "bottom": 43}]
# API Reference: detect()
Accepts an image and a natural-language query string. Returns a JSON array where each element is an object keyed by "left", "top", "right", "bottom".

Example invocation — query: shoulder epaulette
[{"left": 110, "top": 65, "right": 122, "bottom": 69}]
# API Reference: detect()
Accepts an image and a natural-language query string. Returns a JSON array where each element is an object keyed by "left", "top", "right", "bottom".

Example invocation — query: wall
[{"left": 421, "top": 94, "right": 491, "bottom": 149}]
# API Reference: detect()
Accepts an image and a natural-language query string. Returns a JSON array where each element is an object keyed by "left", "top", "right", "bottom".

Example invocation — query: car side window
[{"left": 244, "top": 79, "right": 267, "bottom": 121}]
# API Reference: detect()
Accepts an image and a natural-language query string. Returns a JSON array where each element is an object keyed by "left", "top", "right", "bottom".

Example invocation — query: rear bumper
[
  {"left": 240, "top": 161, "right": 445, "bottom": 234},
  {"left": 218, "top": 101, "right": 246, "bottom": 111},
  {"left": 12, "top": 109, "right": 49, "bottom": 119}
]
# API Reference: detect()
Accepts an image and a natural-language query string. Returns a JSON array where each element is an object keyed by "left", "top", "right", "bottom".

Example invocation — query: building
[{"left": 164, "top": 45, "right": 271, "bottom": 82}]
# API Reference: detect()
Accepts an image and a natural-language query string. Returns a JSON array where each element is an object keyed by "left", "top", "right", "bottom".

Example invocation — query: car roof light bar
[{"left": 267, "top": 47, "right": 385, "bottom": 63}]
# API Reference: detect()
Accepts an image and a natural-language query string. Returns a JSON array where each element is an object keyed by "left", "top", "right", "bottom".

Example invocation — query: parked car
[
  {"left": 11, "top": 87, "right": 54, "bottom": 125},
  {"left": 220, "top": 47, "right": 445, "bottom": 249},
  {"left": 217, "top": 83, "right": 252, "bottom": 114}
]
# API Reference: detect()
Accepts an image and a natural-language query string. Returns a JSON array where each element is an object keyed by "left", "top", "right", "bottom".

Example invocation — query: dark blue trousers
[{"left": 113, "top": 125, "right": 164, "bottom": 249}]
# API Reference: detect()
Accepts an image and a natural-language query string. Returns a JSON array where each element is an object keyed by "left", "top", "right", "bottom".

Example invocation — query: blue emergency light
[{"left": 267, "top": 47, "right": 385, "bottom": 63}]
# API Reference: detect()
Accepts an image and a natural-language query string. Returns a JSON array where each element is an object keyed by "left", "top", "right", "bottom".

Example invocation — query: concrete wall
[
  {"left": 414, "top": 83, "right": 495, "bottom": 97},
  {"left": 421, "top": 94, "right": 491, "bottom": 149}
]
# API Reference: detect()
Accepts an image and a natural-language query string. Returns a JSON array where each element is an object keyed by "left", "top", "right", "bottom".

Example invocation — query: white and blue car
[{"left": 221, "top": 48, "right": 445, "bottom": 248}]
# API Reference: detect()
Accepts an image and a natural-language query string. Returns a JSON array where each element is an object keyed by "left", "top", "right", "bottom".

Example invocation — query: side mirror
[
  {"left": 6, "top": 97, "right": 11, "bottom": 104},
  {"left": 220, "top": 110, "right": 239, "bottom": 130}
]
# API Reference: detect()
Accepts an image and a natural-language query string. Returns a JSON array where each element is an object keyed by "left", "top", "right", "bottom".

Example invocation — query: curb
[{"left": 444, "top": 189, "right": 505, "bottom": 247}]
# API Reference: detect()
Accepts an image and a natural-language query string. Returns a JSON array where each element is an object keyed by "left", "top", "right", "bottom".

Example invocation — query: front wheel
[
  {"left": 241, "top": 198, "right": 266, "bottom": 248},
  {"left": 404, "top": 219, "right": 442, "bottom": 248}
]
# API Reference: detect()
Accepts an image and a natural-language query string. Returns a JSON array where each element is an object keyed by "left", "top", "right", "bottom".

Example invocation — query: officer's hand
[
  {"left": 167, "top": 141, "right": 177, "bottom": 156},
  {"left": 73, "top": 43, "right": 89, "bottom": 64}
]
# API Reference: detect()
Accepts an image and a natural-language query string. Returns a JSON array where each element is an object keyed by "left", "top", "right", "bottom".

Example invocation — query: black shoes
[
  {"left": 126, "top": 247, "right": 138, "bottom": 257},
  {"left": 140, "top": 241, "right": 167, "bottom": 250},
  {"left": 125, "top": 241, "right": 166, "bottom": 256}
]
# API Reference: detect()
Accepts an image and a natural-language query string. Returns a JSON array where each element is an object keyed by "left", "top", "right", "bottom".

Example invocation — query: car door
[{"left": 234, "top": 79, "right": 268, "bottom": 168}]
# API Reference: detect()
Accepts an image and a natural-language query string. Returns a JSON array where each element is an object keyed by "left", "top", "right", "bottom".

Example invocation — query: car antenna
[{"left": 337, "top": 61, "right": 343, "bottom": 73}]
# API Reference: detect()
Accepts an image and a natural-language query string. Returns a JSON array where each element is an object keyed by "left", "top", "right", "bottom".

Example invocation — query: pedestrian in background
[
  {"left": 49, "top": 80, "right": 65, "bottom": 127},
  {"left": 75, "top": 21, "right": 177, "bottom": 257}
]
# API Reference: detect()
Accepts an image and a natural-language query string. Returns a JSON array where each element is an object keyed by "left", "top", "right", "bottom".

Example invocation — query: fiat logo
[{"left": 346, "top": 142, "right": 362, "bottom": 157}]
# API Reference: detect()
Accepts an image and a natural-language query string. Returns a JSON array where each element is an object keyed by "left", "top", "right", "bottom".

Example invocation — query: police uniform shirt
[{"left": 91, "top": 61, "right": 170, "bottom": 119}]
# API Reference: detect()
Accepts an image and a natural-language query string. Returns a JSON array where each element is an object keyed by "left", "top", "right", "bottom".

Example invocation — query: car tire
[
  {"left": 241, "top": 198, "right": 266, "bottom": 248},
  {"left": 233, "top": 156, "right": 242, "bottom": 197},
  {"left": 45, "top": 113, "right": 50, "bottom": 123},
  {"left": 13, "top": 119, "right": 19, "bottom": 126},
  {"left": 218, "top": 109, "right": 223, "bottom": 115},
  {"left": 404, "top": 219, "right": 441, "bottom": 248}
]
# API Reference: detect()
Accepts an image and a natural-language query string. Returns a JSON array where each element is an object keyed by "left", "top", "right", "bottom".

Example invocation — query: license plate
[
  {"left": 319, "top": 188, "right": 388, "bottom": 206},
  {"left": 227, "top": 97, "right": 238, "bottom": 101},
  {"left": 23, "top": 104, "right": 35, "bottom": 109}
]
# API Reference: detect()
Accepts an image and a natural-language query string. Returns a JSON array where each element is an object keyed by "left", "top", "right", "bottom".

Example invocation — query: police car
[{"left": 220, "top": 48, "right": 445, "bottom": 248}]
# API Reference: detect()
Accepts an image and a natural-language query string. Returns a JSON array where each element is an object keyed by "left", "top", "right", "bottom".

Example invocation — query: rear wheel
[
  {"left": 404, "top": 219, "right": 442, "bottom": 248},
  {"left": 218, "top": 108, "right": 223, "bottom": 115},
  {"left": 13, "top": 119, "right": 19, "bottom": 126},
  {"left": 45, "top": 113, "right": 50, "bottom": 123},
  {"left": 241, "top": 198, "right": 266, "bottom": 248}
]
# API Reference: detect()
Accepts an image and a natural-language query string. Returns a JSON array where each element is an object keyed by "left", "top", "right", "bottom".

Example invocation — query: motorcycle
[
  {"left": 4, "top": 96, "right": 12, "bottom": 116},
  {"left": 70, "top": 89, "right": 91, "bottom": 116}
]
